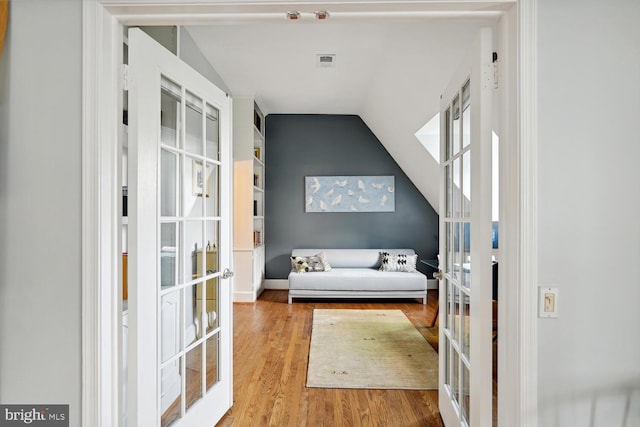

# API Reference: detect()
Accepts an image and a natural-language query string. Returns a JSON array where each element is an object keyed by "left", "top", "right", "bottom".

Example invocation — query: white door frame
[{"left": 81, "top": 1, "right": 538, "bottom": 426}]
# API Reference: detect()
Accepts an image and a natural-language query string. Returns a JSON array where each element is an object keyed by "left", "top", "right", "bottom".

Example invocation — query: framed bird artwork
[{"left": 304, "top": 176, "right": 394, "bottom": 213}]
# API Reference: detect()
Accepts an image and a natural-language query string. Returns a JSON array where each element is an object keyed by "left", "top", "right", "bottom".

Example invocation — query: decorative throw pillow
[
  {"left": 290, "top": 253, "right": 331, "bottom": 273},
  {"left": 290, "top": 257, "right": 309, "bottom": 273},
  {"left": 316, "top": 252, "right": 332, "bottom": 272},
  {"left": 379, "top": 251, "right": 418, "bottom": 272}
]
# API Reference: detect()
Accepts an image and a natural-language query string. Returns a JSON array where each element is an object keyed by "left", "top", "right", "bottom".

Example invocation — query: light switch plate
[{"left": 538, "top": 287, "right": 559, "bottom": 318}]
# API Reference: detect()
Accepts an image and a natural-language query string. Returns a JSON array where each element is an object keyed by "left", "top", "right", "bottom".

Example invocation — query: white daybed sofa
[{"left": 288, "top": 248, "right": 428, "bottom": 304}]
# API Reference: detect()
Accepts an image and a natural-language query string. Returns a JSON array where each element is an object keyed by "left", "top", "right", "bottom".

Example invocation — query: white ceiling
[{"left": 185, "top": 12, "right": 500, "bottom": 209}]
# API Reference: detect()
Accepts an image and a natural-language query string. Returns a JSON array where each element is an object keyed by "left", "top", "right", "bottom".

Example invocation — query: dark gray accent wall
[{"left": 265, "top": 114, "right": 438, "bottom": 279}]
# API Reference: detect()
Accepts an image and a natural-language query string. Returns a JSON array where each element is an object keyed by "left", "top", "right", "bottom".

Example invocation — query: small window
[{"left": 415, "top": 113, "right": 440, "bottom": 163}]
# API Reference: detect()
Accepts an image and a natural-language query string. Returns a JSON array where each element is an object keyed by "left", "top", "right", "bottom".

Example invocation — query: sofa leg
[
  {"left": 423, "top": 294, "right": 427, "bottom": 305},
  {"left": 288, "top": 294, "right": 292, "bottom": 304}
]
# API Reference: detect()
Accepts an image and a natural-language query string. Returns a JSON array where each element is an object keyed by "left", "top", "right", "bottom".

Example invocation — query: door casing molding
[
  {"left": 82, "top": 1, "right": 121, "bottom": 426},
  {"left": 517, "top": 1, "right": 539, "bottom": 425},
  {"left": 81, "top": 1, "right": 536, "bottom": 426}
]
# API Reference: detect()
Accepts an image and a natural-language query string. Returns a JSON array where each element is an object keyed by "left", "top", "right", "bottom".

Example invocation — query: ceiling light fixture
[
  {"left": 286, "top": 11, "right": 301, "bottom": 20},
  {"left": 315, "top": 11, "right": 330, "bottom": 20}
]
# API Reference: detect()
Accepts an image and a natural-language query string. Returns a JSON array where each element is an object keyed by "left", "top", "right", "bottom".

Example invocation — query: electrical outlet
[{"left": 538, "top": 287, "right": 559, "bottom": 318}]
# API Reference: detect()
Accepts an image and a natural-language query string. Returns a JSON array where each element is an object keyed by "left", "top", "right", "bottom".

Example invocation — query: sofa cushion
[{"left": 288, "top": 268, "right": 427, "bottom": 291}]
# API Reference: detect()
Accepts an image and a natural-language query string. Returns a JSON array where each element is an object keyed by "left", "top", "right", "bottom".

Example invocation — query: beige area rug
[{"left": 306, "top": 309, "right": 438, "bottom": 390}]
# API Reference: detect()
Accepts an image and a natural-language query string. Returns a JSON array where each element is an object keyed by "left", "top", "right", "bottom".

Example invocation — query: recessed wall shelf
[{"left": 233, "top": 97, "right": 266, "bottom": 302}]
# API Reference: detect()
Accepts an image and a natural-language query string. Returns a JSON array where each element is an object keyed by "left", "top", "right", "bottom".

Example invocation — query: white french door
[
  {"left": 438, "top": 28, "right": 493, "bottom": 427},
  {"left": 127, "top": 28, "right": 233, "bottom": 427}
]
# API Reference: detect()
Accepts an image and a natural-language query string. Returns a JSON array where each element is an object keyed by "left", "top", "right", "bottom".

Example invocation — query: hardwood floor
[{"left": 217, "top": 289, "right": 444, "bottom": 427}]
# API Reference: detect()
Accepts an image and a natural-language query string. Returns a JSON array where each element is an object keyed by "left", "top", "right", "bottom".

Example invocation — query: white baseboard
[
  {"left": 263, "top": 279, "right": 289, "bottom": 290},
  {"left": 233, "top": 291, "right": 256, "bottom": 303},
  {"left": 427, "top": 279, "right": 438, "bottom": 290},
  {"left": 256, "top": 283, "right": 265, "bottom": 299},
  {"left": 233, "top": 285, "right": 266, "bottom": 303}
]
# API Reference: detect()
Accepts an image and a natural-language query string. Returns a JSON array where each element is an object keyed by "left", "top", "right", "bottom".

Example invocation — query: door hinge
[{"left": 121, "top": 64, "right": 129, "bottom": 92}]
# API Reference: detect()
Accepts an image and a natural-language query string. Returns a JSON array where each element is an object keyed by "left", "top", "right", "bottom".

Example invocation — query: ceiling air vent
[{"left": 316, "top": 54, "right": 336, "bottom": 68}]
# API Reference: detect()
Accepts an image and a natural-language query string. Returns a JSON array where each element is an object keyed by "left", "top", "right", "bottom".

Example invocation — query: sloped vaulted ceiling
[{"left": 186, "top": 17, "right": 496, "bottom": 211}]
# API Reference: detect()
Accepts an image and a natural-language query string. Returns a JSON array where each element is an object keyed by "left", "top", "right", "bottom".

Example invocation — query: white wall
[
  {"left": 359, "top": 21, "right": 491, "bottom": 212},
  {"left": 537, "top": 0, "right": 640, "bottom": 425},
  {"left": 138, "top": 25, "right": 230, "bottom": 94},
  {"left": 180, "top": 27, "right": 230, "bottom": 95},
  {"left": 0, "top": 0, "right": 82, "bottom": 425}
]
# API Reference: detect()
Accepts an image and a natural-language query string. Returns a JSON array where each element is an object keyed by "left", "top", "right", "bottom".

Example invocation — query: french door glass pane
[
  {"left": 194, "top": 282, "right": 205, "bottom": 339},
  {"left": 446, "top": 278, "right": 452, "bottom": 330},
  {"left": 452, "top": 350, "right": 460, "bottom": 405},
  {"left": 204, "top": 277, "right": 219, "bottom": 335},
  {"left": 443, "top": 335, "right": 450, "bottom": 387},
  {"left": 204, "top": 162, "right": 220, "bottom": 218},
  {"left": 160, "top": 85, "right": 180, "bottom": 148},
  {"left": 160, "top": 291, "right": 182, "bottom": 364},
  {"left": 462, "top": 81, "right": 471, "bottom": 149},
  {"left": 462, "top": 363, "right": 470, "bottom": 424},
  {"left": 454, "top": 286, "right": 460, "bottom": 343},
  {"left": 453, "top": 158, "right": 461, "bottom": 218},
  {"left": 462, "top": 290, "right": 470, "bottom": 358},
  {"left": 161, "top": 149, "right": 179, "bottom": 217},
  {"left": 203, "top": 220, "right": 219, "bottom": 335},
  {"left": 463, "top": 222, "right": 471, "bottom": 289},
  {"left": 160, "top": 222, "right": 178, "bottom": 288},
  {"left": 452, "top": 94, "right": 460, "bottom": 156},
  {"left": 184, "top": 220, "right": 204, "bottom": 284},
  {"left": 462, "top": 150, "right": 471, "bottom": 218},
  {"left": 185, "top": 92, "right": 204, "bottom": 157},
  {"left": 453, "top": 223, "right": 461, "bottom": 283},
  {"left": 205, "top": 333, "right": 220, "bottom": 390},
  {"left": 205, "top": 104, "right": 219, "bottom": 161},
  {"left": 445, "top": 222, "right": 452, "bottom": 276},
  {"left": 161, "top": 360, "right": 182, "bottom": 427},
  {"left": 186, "top": 158, "right": 208, "bottom": 218},
  {"left": 186, "top": 282, "right": 201, "bottom": 345},
  {"left": 445, "top": 108, "right": 452, "bottom": 161},
  {"left": 204, "top": 221, "right": 219, "bottom": 266},
  {"left": 185, "top": 344, "right": 203, "bottom": 410},
  {"left": 445, "top": 165, "right": 452, "bottom": 218}
]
